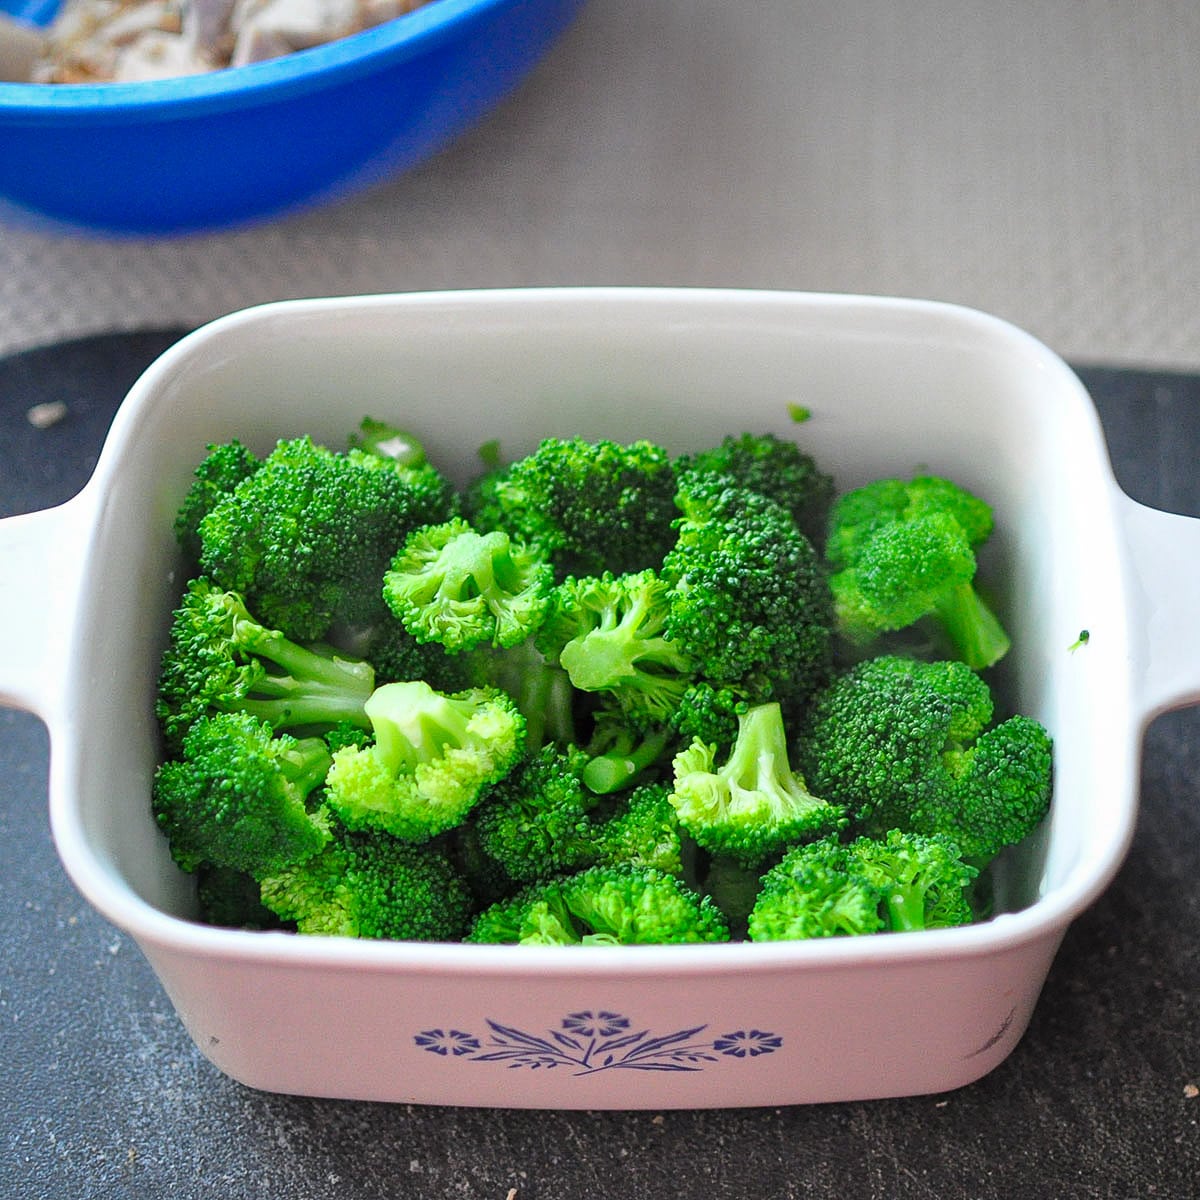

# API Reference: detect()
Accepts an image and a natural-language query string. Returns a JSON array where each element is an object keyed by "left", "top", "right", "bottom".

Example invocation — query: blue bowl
[{"left": 0, "top": 0, "right": 586, "bottom": 235}]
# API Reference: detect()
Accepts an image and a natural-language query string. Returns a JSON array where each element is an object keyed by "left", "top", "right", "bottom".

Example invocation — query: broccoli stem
[
  {"left": 279, "top": 738, "right": 337, "bottom": 797},
  {"left": 364, "top": 680, "right": 472, "bottom": 774},
  {"left": 879, "top": 884, "right": 928, "bottom": 933},
  {"left": 582, "top": 726, "right": 672, "bottom": 795},
  {"left": 932, "top": 582, "right": 1011, "bottom": 671},
  {"left": 238, "top": 625, "right": 377, "bottom": 728}
]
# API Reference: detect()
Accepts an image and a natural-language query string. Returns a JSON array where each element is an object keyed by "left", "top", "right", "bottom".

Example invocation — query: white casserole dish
[{"left": 2, "top": 288, "right": 1197, "bottom": 1108}]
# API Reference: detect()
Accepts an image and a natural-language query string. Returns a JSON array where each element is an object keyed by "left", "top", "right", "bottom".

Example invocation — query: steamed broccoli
[
  {"left": 197, "top": 433, "right": 454, "bottom": 642},
  {"left": 676, "top": 431, "right": 835, "bottom": 546},
  {"left": 465, "top": 863, "right": 730, "bottom": 945},
  {"left": 589, "top": 783, "right": 688, "bottom": 877},
  {"left": 383, "top": 517, "right": 553, "bottom": 653},
  {"left": 173, "top": 439, "right": 261, "bottom": 563},
  {"left": 670, "top": 701, "right": 846, "bottom": 866},
  {"left": 155, "top": 579, "right": 377, "bottom": 753},
  {"left": 323, "top": 680, "right": 525, "bottom": 841},
  {"left": 466, "top": 436, "right": 679, "bottom": 578},
  {"left": 663, "top": 473, "right": 833, "bottom": 719},
  {"left": 537, "top": 570, "right": 694, "bottom": 729},
  {"left": 259, "top": 827, "right": 474, "bottom": 941},
  {"left": 824, "top": 475, "right": 1011, "bottom": 669},
  {"left": 152, "top": 711, "right": 333, "bottom": 877},
  {"left": 746, "top": 829, "right": 978, "bottom": 940},
  {"left": 797, "top": 655, "right": 1053, "bottom": 862},
  {"left": 468, "top": 743, "right": 598, "bottom": 885}
]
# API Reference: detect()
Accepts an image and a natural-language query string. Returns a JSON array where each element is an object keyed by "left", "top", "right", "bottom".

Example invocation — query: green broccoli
[
  {"left": 323, "top": 680, "right": 525, "bottom": 841},
  {"left": 537, "top": 569, "right": 694, "bottom": 730},
  {"left": 155, "top": 578, "right": 377, "bottom": 753},
  {"left": 173, "top": 439, "right": 261, "bottom": 563},
  {"left": 465, "top": 863, "right": 730, "bottom": 945},
  {"left": 467, "top": 436, "right": 679, "bottom": 578},
  {"left": 468, "top": 743, "right": 598, "bottom": 885},
  {"left": 747, "top": 836, "right": 885, "bottom": 940},
  {"left": 152, "top": 711, "right": 333, "bottom": 877},
  {"left": 747, "top": 829, "right": 978, "bottom": 940},
  {"left": 824, "top": 475, "right": 1011, "bottom": 669},
  {"left": 669, "top": 701, "right": 845, "bottom": 866},
  {"left": 676, "top": 431, "right": 835, "bottom": 546},
  {"left": 259, "top": 827, "right": 474, "bottom": 941},
  {"left": 848, "top": 828, "right": 978, "bottom": 932},
  {"left": 663, "top": 473, "right": 833, "bottom": 719},
  {"left": 195, "top": 865, "right": 283, "bottom": 930},
  {"left": 589, "top": 783, "right": 688, "bottom": 877},
  {"left": 197, "top": 433, "right": 454, "bottom": 642},
  {"left": 797, "top": 655, "right": 1053, "bottom": 863},
  {"left": 383, "top": 517, "right": 553, "bottom": 653}
]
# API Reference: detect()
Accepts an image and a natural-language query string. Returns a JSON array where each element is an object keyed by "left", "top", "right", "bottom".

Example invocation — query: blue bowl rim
[{"left": 0, "top": 0, "right": 527, "bottom": 117}]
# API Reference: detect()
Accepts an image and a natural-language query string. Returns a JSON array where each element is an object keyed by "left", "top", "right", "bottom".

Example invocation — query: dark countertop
[{"left": 1, "top": 334, "right": 1197, "bottom": 1199}]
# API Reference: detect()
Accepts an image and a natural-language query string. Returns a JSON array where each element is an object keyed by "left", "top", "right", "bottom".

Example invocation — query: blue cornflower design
[
  {"left": 561, "top": 1011, "right": 630, "bottom": 1039},
  {"left": 413, "top": 1029, "right": 482, "bottom": 1057},
  {"left": 711, "top": 1030, "right": 783, "bottom": 1058}
]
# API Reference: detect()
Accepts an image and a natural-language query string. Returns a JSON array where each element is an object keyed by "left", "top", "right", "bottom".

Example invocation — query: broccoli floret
[
  {"left": 465, "top": 863, "right": 730, "bottom": 945},
  {"left": 669, "top": 701, "right": 846, "bottom": 866},
  {"left": 677, "top": 432, "right": 835, "bottom": 546},
  {"left": 197, "top": 434, "right": 454, "bottom": 642},
  {"left": 747, "top": 836, "right": 885, "bottom": 940},
  {"left": 156, "top": 579, "right": 377, "bottom": 753},
  {"left": 323, "top": 680, "right": 525, "bottom": 841},
  {"left": 580, "top": 708, "right": 675, "bottom": 795},
  {"left": 589, "top": 783, "right": 687, "bottom": 877},
  {"left": 469, "top": 437, "right": 679, "bottom": 578},
  {"left": 825, "top": 475, "right": 1011, "bottom": 669},
  {"left": 663, "top": 473, "right": 833, "bottom": 718},
  {"left": 746, "top": 829, "right": 978, "bottom": 940},
  {"left": 152, "top": 711, "right": 333, "bottom": 877},
  {"left": 259, "top": 827, "right": 473, "bottom": 941},
  {"left": 383, "top": 517, "right": 554, "bottom": 653},
  {"left": 468, "top": 744, "right": 598, "bottom": 885},
  {"left": 536, "top": 569, "right": 694, "bottom": 729},
  {"left": 797, "top": 655, "right": 1053, "bottom": 863},
  {"left": 848, "top": 828, "right": 978, "bottom": 932},
  {"left": 173, "top": 439, "right": 260, "bottom": 564}
]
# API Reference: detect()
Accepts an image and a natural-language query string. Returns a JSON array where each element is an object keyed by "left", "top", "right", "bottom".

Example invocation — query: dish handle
[
  {"left": 0, "top": 501, "right": 86, "bottom": 720},
  {"left": 1121, "top": 498, "right": 1200, "bottom": 721}
]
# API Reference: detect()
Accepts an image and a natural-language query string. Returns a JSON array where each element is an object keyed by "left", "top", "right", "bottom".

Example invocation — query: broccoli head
[
  {"left": 197, "top": 434, "right": 454, "bottom": 642},
  {"left": 259, "top": 827, "right": 474, "bottom": 941},
  {"left": 676, "top": 431, "right": 835, "bottom": 546},
  {"left": 663, "top": 473, "right": 833, "bottom": 717},
  {"left": 670, "top": 701, "right": 846, "bottom": 866},
  {"left": 173, "top": 439, "right": 260, "bottom": 564},
  {"left": 465, "top": 863, "right": 730, "bottom": 946},
  {"left": 825, "top": 475, "right": 1010, "bottom": 669},
  {"left": 467, "top": 436, "right": 679, "bottom": 578},
  {"left": 155, "top": 578, "right": 377, "bottom": 753},
  {"left": 383, "top": 517, "right": 553, "bottom": 653},
  {"left": 589, "top": 783, "right": 688, "bottom": 877},
  {"left": 797, "top": 655, "right": 1053, "bottom": 862},
  {"left": 747, "top": 829, "right": 978, "bottom": 940},
  {"left": 323, "top": 680, "right": 525, "bottom": 841},
  {"left": 537, "top": 569, "right": 694, "bottom": 729},
  {"left": 152, "top": 711, "right": 333, "bottom": 877},
  {"left": 468, "top": 743, "right": 598, "bottom": 886}
]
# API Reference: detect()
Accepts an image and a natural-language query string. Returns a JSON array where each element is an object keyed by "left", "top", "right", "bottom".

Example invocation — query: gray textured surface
[
  {"left": 3, "top": 2, "right": 1200, "bottom": 370},
  {"left": 1, "top": 334, "right": 1197, "bottom": 1198}
]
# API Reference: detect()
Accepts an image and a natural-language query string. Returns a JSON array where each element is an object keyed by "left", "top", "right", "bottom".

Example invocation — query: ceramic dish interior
[{"left": 2, "top": 288, "right": 1198, "bottom": 1107}]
